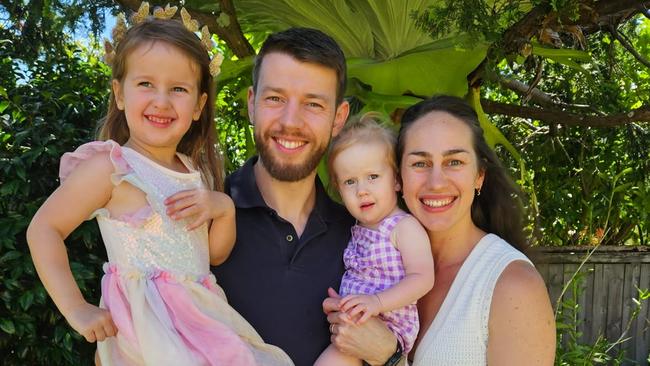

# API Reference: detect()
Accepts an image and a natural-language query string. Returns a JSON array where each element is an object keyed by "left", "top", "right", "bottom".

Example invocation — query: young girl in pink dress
[
  {"left": 315, "top": 115, "right": 435, "bottom": 365},
  {"left": 26, "top": 8, "right": 292, "bottom": 366}
]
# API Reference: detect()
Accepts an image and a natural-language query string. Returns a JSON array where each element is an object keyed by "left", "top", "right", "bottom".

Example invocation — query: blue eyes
[
  {"left": 342, "top": 174, "right": 380, "bottom": 186},
  {"left": 411, "top": 160, "right": 464, "bottom": 168},
  {"left": 263, "top": 96, "right": 323, "bottom": 109},
  {"left": 137, "top": 82, "right": 188, "bottom": 93}
]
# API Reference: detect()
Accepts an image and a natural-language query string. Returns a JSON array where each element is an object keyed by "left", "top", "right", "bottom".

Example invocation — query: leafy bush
[{"left": 0, "top": 37, "right": 110, "bottom": 364}]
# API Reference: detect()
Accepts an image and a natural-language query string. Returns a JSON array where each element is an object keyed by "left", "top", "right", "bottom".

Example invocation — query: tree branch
[
  {"left": 481, "top": 100, "right": 650, "bottom": 127},
  {"left": 191, "top": 0, "right": 254, "bottom": 58},
  {"left": 485, "top": 74, "right": 601, "bottom": 113},
  {"left": 481, "top": 0, "right": 650, "bottom": 68},
  {"left": 113, "top": 0, "right": 254, "bottom": 58},
  {"left": 608, "top": 25, "right": 650, "bottom": 68}
]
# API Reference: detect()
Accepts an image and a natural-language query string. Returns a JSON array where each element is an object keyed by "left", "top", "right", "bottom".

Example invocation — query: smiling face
[
  {"left": 333, "top": 142, "right": 401, "bottom": 229},
  {"left": 400, "top": 111, "right": 485, "bottom": 237},
  {"left": 112, "top": 41, "right": 207, "bottom": 152},
  {"left": 248, "top": 52, "right": 348, "bottom": 181}
]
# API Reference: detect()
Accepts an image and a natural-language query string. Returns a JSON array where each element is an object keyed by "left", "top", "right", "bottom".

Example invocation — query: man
[{"left": 212, "top": 28, "right": 402, "bottom": 365}]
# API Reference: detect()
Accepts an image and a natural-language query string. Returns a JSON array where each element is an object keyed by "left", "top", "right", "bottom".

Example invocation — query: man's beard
[{"left": 255, "top": 130, "right": 329, "bottom": 182}]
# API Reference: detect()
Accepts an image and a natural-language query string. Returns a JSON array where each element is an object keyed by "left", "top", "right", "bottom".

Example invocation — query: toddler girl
[
  {"left": 316, "top": 115, "right": 435, "bottom": 365},
  {"left": 26, "top": 5, "right": 292, "bottom": 366}
]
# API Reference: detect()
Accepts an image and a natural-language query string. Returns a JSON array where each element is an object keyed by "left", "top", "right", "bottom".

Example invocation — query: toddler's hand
[
  {"left": 65, "top": 302, "right": 117, "bottom": 343},
  {"left": 164, "top": 189, "right": 234, "bottom": 231},
  {"left": 339, "top": 293, "right": 383, "bottom": 324}
]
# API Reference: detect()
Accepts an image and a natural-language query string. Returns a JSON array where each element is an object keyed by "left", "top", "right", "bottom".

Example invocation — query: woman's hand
[
  {"left": 165, "top": 189, "right": 234, "bottom": 231},
  {"left": 65, "top": 302, "right": 117, "bottom": 343}
]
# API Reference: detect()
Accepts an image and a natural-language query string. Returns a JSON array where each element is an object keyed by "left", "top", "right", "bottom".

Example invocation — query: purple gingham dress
[{"left": 339, "top": 213, "right": 419, "bottom": 353}]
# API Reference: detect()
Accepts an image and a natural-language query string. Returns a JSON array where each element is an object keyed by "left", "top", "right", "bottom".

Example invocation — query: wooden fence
[{"left": 532, "top": 246, "right": 650, "bottom": 364}]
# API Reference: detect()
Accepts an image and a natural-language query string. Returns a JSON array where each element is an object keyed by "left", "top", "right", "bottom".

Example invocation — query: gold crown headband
[{"left": 103, "top": 2, "right": 224, "bottom": 77}]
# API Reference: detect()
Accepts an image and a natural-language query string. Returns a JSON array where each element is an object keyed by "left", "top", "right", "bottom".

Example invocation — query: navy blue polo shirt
[{"left": 212, "top": 157, "right": 354, "bottom": 366}]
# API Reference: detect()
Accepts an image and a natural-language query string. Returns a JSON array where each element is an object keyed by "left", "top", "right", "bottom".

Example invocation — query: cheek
[{"left": 400, "top": 170, "right": 417, "bottom": 195}]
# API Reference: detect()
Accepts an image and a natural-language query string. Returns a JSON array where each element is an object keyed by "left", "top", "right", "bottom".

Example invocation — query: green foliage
[
  {"left": 0, "top": 33, "right": 110, "bottom": 364},
  {"left": 1, "top": 0, "right": 114, "bottom": 61},
  {"left": 412, "top": 0, "right": 533, "bottom": 43},
  {"left": 217, "top": 76, "right": 256, "bottom": 173},
  {"left": 488, "top": 16, "right": 650, "bottom": 246}
]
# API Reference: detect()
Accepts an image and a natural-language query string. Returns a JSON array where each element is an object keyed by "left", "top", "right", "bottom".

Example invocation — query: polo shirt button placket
[{"left": 285, "top": 234, "right": 294, "bottom": 243}]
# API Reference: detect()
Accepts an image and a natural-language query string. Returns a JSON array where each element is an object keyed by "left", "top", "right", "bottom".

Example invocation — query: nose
[
  {"left": 279, "top": 100, "right": 303, "bottom": 129},
  {"left": 152, "top": 90, "right": 171, "bottom": 109},
  {"left": 426, "top": 166, "right": 447, "bottom": 189},
  {"left": 356, "top": 180, "right": 369, "bottom": 197}
]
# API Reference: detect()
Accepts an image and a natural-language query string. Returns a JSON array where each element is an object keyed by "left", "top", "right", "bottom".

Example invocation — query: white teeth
[
  {"left": 422, "top": 198, "right": 453, "bottom": 208},
  {"left": 148, "top": 115, "right": 172, "bottom": 123},
  {"left": 276, "top": 139, "right": 305, "bottom": 149}
]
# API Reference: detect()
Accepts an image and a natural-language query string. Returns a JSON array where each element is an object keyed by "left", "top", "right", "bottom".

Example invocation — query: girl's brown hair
[
  {"left": 98, "top": 18, "right": 223, "bottom": 191},
  {"left": 327, "top": 113, "right": 397, "bottom": 189}
]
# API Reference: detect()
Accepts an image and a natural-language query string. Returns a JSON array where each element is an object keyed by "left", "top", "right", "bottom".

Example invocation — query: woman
[
  {"left": 324, "top": 95, "right": 555, "bottom": 365},
  {"left": 399, "top": 95, "right": 555, "bottom": 364}
]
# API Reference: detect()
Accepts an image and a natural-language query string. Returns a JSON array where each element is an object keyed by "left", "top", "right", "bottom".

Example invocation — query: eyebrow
[{"left": 407, "top": 148, "right": 470, "bottom": 157}]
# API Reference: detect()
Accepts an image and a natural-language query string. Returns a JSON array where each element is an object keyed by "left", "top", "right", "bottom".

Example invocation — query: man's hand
[
  {"left": 323, "top": 288, "right": 397, "bottom": 365},
  {"left": 165, "top": 189, "right": 234, "bottom": 231}
]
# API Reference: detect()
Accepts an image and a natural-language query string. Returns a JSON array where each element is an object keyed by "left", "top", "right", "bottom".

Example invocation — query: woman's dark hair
[{"left": 397, "top": 95, "right": 527, "bottom": 251}]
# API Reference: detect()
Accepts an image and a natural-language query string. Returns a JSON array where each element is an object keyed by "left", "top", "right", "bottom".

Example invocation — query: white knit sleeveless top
[{"left": 412, "top": 234, "right": 532, "bottom": 366}]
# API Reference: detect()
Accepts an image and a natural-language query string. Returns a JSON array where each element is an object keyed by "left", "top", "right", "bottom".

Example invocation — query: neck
[
  {"left": 125, "top": 139, "right": 181, "bottom": 170},
  {"left": 428, "top": 218, "right": 486, "bottom": 269},
  {"left": 254, "top": 159, "right": 317, "bottom": 237}
]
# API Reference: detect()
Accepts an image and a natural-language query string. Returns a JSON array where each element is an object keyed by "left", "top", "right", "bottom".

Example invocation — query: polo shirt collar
[{"left": 227, "top": 156, "right": 343, "bottom": 223}]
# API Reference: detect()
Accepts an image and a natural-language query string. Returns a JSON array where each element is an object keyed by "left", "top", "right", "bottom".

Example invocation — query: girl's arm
[
  {"left": 340, "top": 216, "right": 434, "bottom": 321},
  {"left": 165, "top": 190, "right": 236, "bottom": 266},
  {"left": 206, "top": 193, "right": 235, "bottom": 265},
  {"left": 487, "top": 261, "right": 556, "bottom": 365},
  {"left": 26, "top": 152, "right": 116, "bottom": 342}
]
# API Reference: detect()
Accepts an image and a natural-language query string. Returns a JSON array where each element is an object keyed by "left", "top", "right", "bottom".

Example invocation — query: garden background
[{"left": 1, "top": 0, "right": 649, "bottom": 364}]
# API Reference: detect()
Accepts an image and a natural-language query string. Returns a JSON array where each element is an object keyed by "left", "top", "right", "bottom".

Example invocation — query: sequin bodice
[{"left": 93, "top": 147, "right": 209, "bottom": 276}]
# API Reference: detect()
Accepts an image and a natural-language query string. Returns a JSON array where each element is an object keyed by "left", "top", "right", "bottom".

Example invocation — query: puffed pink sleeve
[{"left": 59, "top": 140, "right": 131, "bottom": 184}]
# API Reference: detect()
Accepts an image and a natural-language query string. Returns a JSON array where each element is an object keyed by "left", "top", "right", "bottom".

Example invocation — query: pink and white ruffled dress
[{"left": 60, "top": 140, "right": 293, "bottom": 366}]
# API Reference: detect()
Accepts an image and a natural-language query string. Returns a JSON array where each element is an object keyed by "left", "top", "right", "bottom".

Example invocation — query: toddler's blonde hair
[{"left": 327, "top": 112, "right": 397, "bottom": 190}]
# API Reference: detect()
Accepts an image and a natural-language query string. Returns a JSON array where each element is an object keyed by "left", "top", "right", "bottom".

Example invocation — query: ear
[
  {"left": 475, "top": 167, "right": 486, "bottom": 192},
  {"left": 193, "top": 92, "right": 208, "bottom": 121},
  {"left": 331, "top": 100, "right": 350, "bottom": 138},
  {"left": 393, "top": 172, "right": 402, "bottom": 192},
  {"left": 247, "top": 86, "right": 255, "bottom": 125},
  {"left": 112, "top": 79, "right": 125, "bottom": 110}
]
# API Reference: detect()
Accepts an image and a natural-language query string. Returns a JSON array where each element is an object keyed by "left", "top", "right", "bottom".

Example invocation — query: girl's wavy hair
[
  {"left": 397, "top": 95, "right": 527, "bottom": 251},
  {"left": 98, "top": 18, "right": 223, "bottom": 191}
]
